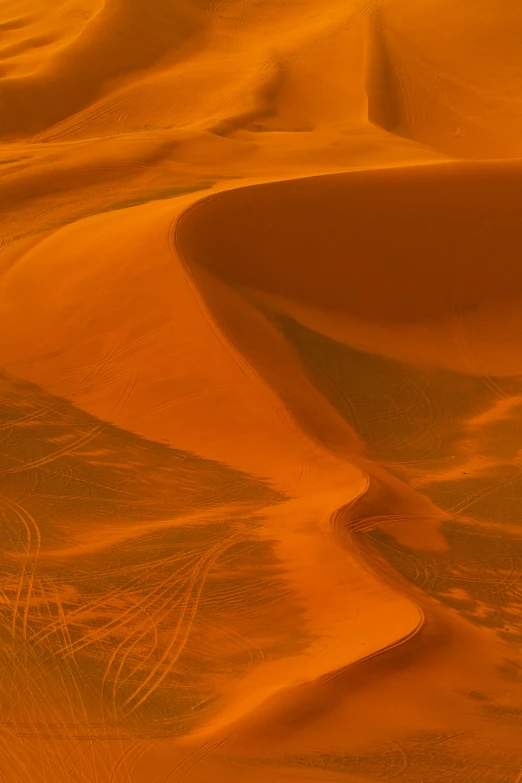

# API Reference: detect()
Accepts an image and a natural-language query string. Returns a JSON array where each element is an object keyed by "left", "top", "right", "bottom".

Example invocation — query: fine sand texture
[{"left": 2, "top": 1, "right": 522, "bottom": 781}]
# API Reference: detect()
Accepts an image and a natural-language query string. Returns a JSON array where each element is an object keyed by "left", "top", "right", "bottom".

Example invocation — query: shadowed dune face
[
  {"left": 176, "top": 162, "right": 522, "bottom": 375},
  {"left": 177, "top": 162, "right": 522, "bottom": 325},
  {"left": 3, "top": 0, "right": 522, "bottom": 781}
]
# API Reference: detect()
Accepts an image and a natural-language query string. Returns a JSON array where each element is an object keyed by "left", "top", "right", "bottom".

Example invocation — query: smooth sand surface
[{"left": 1, "top": 1, "right": 522, "bottom": 781}]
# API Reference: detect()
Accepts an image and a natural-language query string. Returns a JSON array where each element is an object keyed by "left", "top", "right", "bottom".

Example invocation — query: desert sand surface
[{"left": 1, "top": 0, "right": 522, "bottom": 781}]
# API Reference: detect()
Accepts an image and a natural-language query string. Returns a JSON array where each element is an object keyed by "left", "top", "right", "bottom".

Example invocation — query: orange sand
[{"left": 1, "top": 1, "right": 522, "bottom": 781}]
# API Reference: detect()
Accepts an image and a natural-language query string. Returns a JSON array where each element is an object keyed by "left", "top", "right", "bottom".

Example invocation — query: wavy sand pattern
[{"left": 1, "top": 1, "right": 522, "bottom": 781}]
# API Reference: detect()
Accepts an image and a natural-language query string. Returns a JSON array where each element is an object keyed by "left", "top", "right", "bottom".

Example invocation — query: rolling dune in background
[{"left": 1, "top": 0, "right": 522, "bottom": 781}]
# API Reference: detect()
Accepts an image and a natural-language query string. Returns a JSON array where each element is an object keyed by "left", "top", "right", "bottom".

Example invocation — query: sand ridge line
[
  {"left": 175, "top": 492, "right": 425, "bottom": 747},
  {"left": 168, "top": 204, "right": 427, "bottom": 739}
]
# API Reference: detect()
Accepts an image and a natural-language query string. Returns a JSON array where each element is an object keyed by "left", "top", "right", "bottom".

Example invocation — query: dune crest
[{"left": 176, "top": 161, "right": 522, "bottom": 376}]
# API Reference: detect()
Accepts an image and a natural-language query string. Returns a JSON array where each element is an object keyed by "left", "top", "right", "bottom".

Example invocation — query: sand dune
[
  {"left": 1, "top": 0, "right": 522, "bottom": 781},
  {"left": 176, "top": 160, "right": 522, "bottom": 376},
  {"left": 367, "top": 0, "right": 522, "bottom": 158}
]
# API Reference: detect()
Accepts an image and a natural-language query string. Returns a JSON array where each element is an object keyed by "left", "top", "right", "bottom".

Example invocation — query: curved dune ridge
[
  {"left": 175, "top": 160, "right": 522, "bottom": 375},
  {"left": 2, "top": 0, "right": 522, "bottom": 782}
]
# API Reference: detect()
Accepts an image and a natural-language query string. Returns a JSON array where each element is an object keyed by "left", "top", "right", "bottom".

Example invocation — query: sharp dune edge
[{"left": 1, "top": 0, "right": 522, "bottom": 781}]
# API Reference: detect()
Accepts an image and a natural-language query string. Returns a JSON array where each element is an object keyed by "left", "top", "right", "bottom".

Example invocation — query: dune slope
[{"left": 2, "top": 0, "right": 522, "bottom": 781}]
